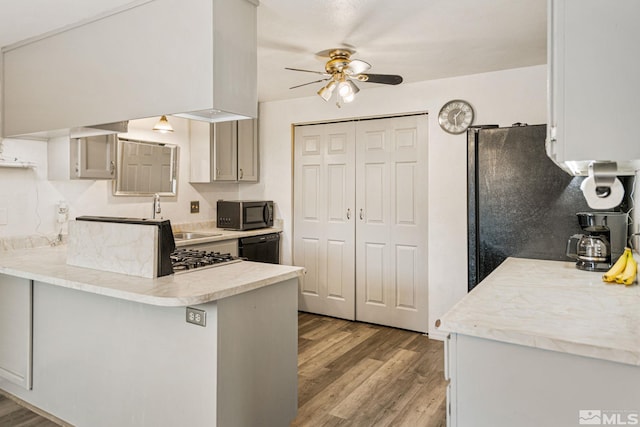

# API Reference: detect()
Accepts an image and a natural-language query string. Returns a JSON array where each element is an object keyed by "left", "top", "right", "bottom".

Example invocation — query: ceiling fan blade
[
  {"left": 289, "top": 79, "right": 329, "bottom": 90},
  {"left": 356, "top": 73, "right": 403, "bottom": 85},
  {"left": 285, "top": 67, "right": 328, "bottom": 76},
  {"left": 345, "top": 59, "right": 371, "bottom": 76}
]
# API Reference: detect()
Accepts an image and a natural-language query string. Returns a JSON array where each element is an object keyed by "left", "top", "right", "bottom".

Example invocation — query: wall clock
[{"left": 438, "top": 99, "right": 474, "bottom": 134}]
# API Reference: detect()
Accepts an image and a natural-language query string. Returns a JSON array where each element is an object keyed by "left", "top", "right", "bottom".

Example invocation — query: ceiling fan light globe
[
  {"left": 342, "top": 93, "right": 355, "bottom": 103},
  {"left": 338, "top": 81, "right": 353, "bottom": 97}
]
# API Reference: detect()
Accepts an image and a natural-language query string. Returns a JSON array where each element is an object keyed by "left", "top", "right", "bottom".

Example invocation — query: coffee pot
[{"left": 566, "top": 212, "right": 627, "bottom": 272}]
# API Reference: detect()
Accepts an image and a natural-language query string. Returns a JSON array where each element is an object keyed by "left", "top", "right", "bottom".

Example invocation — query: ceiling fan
[{"left": 285, "top": 48, "right": 403, "bottom": 105}]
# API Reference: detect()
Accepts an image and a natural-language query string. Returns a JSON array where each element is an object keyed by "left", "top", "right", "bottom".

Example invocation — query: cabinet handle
[
  {"left": 110, "top": 161, "right": 115, "bottom": 175},
  {"left": 239, "top": 168, "right": 244, "bottom": 179},
  {"left": 346, "top": 208, "right": 351, "bottom": 219},
  {"left": 216, "top": 168, "right": 220, "bottom": 176},
  {"left": 359, "top": 209, "right": 364, "bottom": 220}
]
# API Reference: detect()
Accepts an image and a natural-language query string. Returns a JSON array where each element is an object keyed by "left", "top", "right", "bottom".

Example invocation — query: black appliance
[
  {"left": 566, "top": 211, "right": 628, "bottom": 271},
  {"left": 170, "top": 249, "right": 241, "bottom": 272},
  {"left": 239, "top": 233, "right": 280, "bottom": 264},
  {"left": 217, "top": 200, "right": 274, "bottom": 230},
  {"left": 75, "top": 216, "right": 175, "bottom": 277},
  {"left": 467, "top": 124, "right": 594, "bottom": 291}
]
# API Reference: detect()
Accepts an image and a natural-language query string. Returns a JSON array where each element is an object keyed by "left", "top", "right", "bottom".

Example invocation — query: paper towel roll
[{"left": 580, "top": 175, "right": 624, "bottom": 209}]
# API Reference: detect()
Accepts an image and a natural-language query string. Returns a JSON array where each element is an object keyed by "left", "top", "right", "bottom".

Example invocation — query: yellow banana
[
  {"left": 603, "top": 248, "right": 631, "bottom": 283},
  {"left": 617, "top": 254, "right": 637, "bottom": 286}
]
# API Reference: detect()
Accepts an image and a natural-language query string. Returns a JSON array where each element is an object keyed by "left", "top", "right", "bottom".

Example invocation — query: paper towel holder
[{"left": 590, "top": 161, "right": 618, "bottom": 198}]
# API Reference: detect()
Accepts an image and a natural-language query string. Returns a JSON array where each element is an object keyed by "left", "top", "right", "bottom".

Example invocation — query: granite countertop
[
  {"left": 0, "top": 245, "right": 303, "bottom": 307},
  {"left": 438, "top": 257, "right": 640, "bottom": 366}
]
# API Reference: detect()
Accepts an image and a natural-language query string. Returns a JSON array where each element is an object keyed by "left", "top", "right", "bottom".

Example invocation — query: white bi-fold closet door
[{"left": 293, "top": 114, "right": 428, "bottom": 332}]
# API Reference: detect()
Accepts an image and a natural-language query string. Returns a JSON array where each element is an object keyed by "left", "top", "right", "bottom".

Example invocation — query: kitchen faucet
[{"left": 152, "top": 193, "right": 161, "bottom": 219}]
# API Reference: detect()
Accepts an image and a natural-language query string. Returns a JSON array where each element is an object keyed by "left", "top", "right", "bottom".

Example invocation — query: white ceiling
[{"left": 0, "top": 0, "right": 547, "bottom": 103}]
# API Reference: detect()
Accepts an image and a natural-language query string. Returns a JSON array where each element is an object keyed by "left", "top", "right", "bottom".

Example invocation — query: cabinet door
[
  {"left": 0, "top": 274, "right": 33, "bottom": 390},
  {"left": 548, "top": 0, "right": 640, "bottom": 173},
  {"left": 213, "top": 121, "right": 238, "bottom": 181},
  {"left": 237, "top": 119, "right": 258, "bottom": 182},
  {"left": 189, "top": 120, "right": 214, "bottom": 183},
  {"left": 73, "top": 134, "right": 116, "bottom": 179}
]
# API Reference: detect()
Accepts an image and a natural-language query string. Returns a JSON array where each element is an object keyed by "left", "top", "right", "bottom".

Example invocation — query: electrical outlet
[
  {"left": 186, "top": 307, "right": 206, "bottom": 327},
  {"left": 190, "top": 200, "right": 200, "bottom": 214}
]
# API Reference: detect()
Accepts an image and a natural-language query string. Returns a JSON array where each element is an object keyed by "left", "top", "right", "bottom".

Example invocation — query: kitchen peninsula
[
  {"left": 0, "top": 244, "right": 303, "bottom": 427},
  {"left": 438, "top": 257, "right": 640, "bottom": 427}
]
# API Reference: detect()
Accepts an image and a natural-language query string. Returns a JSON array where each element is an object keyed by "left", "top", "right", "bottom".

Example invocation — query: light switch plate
[{"left": 0, "top": 207, "right": 7, "bottom": 225}]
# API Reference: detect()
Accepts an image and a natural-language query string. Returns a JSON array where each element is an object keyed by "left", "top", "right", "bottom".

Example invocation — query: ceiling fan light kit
[{"left": 287, "top": 48, "right": 403, "bottom": 107}]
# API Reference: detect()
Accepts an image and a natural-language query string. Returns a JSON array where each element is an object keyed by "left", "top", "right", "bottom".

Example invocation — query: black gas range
[{"left": 170, "top": 248, "right": 242, "bottom": 273}]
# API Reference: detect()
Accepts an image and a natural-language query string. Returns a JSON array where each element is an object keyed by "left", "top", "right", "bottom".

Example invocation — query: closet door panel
[{"left": 294, "top": 122, "right": 356, "bottom": 320}]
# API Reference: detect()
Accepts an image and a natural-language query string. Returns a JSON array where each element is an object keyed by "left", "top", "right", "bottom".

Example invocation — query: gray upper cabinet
[
  {"left": 237, "top": 118, "right": 259, "bottom": 182},
  {"left": 547, "top": 0, "right": 640, "bottom": 175},
  {"left": 48, "top": 135, "right": 116, "bottom": 180},
  {"left": 1, "top": 0, "right": 257, "bottom": 138},
  {"left": 190, "top": 119, "right": 258, "bottom": 183},
  {"left": 214, "top": 121, "right": 239, "bottom": 181}
]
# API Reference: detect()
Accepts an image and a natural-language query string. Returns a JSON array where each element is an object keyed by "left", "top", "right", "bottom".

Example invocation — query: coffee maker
[{"left": 566, "top": 212, "right": 628, "bottom": 271}]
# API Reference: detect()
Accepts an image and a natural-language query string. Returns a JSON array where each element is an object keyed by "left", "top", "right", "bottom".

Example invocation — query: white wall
[
  {"left": 0, "top": 116, "right": 239, "bottom": 241},
  {"left": 241, "top": 65, "right": 548, "bottom": 337}
]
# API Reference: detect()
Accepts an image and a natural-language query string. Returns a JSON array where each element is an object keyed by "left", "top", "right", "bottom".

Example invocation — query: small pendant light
[{"left": 153, "top": 115, "right": 174, "bottom": 133}]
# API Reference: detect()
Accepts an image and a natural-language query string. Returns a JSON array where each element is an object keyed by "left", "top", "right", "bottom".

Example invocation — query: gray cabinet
[
  {"left": 48, "top": 134, "right": 116, "bottom": 180},
  {"left": 190, "top": 119, "right": 258, "bottom": 183},
  {"left": 0, "top": 274, "right": 32, "bottom": 390},
  {"left": 547, "top": 0, "right": 640, "bottom": 175},
  {"left": 237, "top": 118, "right": 259, "bottom": 182}
]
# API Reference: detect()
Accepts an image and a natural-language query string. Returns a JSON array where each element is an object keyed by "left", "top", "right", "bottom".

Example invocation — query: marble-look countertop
[
  {"left": 438, "top": 257, "right": 640, "bottom": 366},
  {"left": 0, "top": 245, "right": 303, "bottom": 307},
  {"left": 172, "top": 224, "right": 283, "bottom": 247}
]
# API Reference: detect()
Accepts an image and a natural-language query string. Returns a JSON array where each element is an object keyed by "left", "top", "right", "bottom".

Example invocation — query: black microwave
[{"left": 217, "top": 200, "right": 274, "bottom": 230}]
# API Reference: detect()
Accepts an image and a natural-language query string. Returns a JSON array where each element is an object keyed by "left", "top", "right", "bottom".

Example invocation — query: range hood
[{"left": 1, "top": 0, "right": 257, "bottom": 139}]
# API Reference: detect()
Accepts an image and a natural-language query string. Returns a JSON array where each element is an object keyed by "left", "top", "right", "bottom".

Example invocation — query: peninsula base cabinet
[
  {"left": 445, "top": 333, "right": 640, "bottom": 427},
  {"left": 0, "top": 278, "right": 298, "bottom": 427},
  {"left": 0, "top": 274, "right": 32, "bottom": 390}
]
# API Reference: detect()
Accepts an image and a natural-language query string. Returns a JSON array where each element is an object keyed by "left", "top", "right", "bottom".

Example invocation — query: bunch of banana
[{"left": 602, "top": 247, "right": 638, "bottom": 286}]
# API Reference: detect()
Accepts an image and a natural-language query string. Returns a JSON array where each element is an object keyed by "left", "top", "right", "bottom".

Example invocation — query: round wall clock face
[{"left": 438, "top": 100, "right": 474, "bottom": 134}]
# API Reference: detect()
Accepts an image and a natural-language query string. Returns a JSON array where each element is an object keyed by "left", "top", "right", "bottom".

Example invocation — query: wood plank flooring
[
  {"left": 0, "top": 393, "right": 61, "bottom": 427},
  {"left": 0, "top": 312, "right": 447, "bottom": 427},
  {"left": 292, "top": 312, "right": 447, "bottom": 427}
]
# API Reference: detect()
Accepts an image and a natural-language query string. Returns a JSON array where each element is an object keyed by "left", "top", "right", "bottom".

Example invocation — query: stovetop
[{"left": 170, "top": 248, "right": 242, "bottom": 273}]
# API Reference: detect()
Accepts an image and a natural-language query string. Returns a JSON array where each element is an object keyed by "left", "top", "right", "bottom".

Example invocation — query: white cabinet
[
  {"left": 1, "top": 0, "right": 257, "bottom": 138},
  {"left": 547, "top": 0, "right": 640, "bottom": 175},
  {"left": 189, "top": 119, "right": 258, "bottom": 183},
  {"left": 446, "top": 333, "right": 640, "bottom": 427},
  {"left": 0, "top": 274, "right": 32, "bottom": 390},
  {"left": 48, "top": 134, "right": 116, "bottom": 180},
  {"left": 293, "top": 115, "right": 428, "bottom": 332}
]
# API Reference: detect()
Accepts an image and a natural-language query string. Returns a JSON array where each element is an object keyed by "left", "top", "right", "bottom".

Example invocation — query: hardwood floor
[
  {"left": 0, "top": 312, "right": 447, "bottom": 427},
  {"left": 292, "top": 312, "right": 447, "bottom": 427},
  {"left": 0, "top": 393, "right": 61, "bottom": 427}
]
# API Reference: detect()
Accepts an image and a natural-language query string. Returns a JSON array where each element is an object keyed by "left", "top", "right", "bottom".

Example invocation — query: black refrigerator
[{"left": 467, "top": 124, "right": 593, "bottom": 291}]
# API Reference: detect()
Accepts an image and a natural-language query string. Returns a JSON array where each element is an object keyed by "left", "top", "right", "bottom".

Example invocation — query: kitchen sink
[{"left": 173, "top": 232, "right": 222, "bottom": 240}]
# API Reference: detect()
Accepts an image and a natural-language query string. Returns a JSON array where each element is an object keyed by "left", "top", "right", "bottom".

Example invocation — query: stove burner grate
[{"left": 171, "top": 248, "right": 241, "bottom": 273}]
